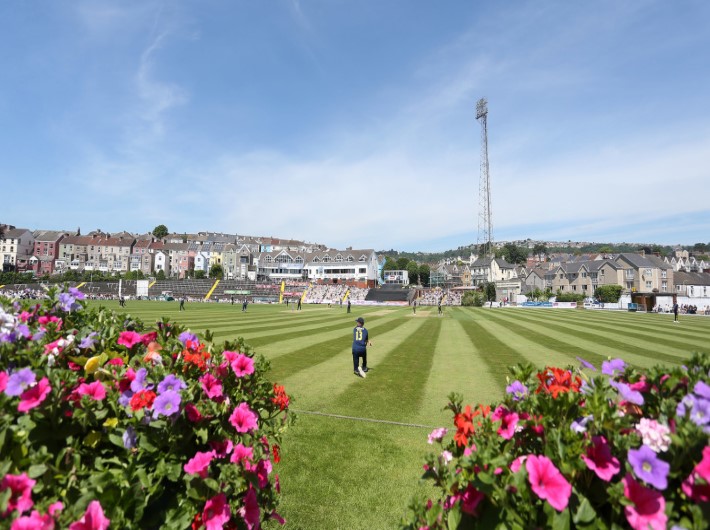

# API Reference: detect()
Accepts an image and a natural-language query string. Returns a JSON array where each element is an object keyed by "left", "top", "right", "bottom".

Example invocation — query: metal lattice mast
[{"left": 476, "top": 97, "right": 493, "bottom": 258}]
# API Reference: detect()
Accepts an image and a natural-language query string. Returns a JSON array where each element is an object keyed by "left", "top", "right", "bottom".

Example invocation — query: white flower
[
  {"left": 440, "top": 450, "right": 453, "bottom": 464},
  {"left": 636, "top": 418, "right": 671, "bottom": 453}
]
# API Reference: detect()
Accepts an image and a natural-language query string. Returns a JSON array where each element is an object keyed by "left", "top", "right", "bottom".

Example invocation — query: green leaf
[
  {"left": 0, "top": 488, "right": 11, "bottom": 513},
  {"left": 83, "top": 431, "right": 102, "bottom": 448},
  {"left": 573, "top": 496, "right": 597, "bottom": 525},
  {"left": 446, "top": 504, "right": 462, "bottom": 530},
  {"left": 551, "top": 508, "right": 570, "bottom": 530},
  {"left": 28, "top": 464, "right": 47, "bottom": 478}
]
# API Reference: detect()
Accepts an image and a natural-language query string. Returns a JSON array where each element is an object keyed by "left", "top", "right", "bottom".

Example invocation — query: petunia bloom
[
  {"left": 610, "top": 380, "right": 644, "bottom": 406},
  {"left": 152, "top": 390, "right": 181, "bottom": 417},
  {"left": 203, "top": 493, "right": 231, "bottom": 530},
  {"left": 200, "top": 373, "right": 223, "bottom": 400},
  {"left": 230, "top": 443, "right": 254, "bottom": 465},
  {"left": 229, "top": 402, "right": 259, "bottom": 433},
  {"left": 505, "top": 380, "right": 528, "bottom": 401},
  {"left": 178, "top": 331, "right": 198, "bottom": 345},
  {"left": 491, "top": 406, "right": 519, "bottom": 440},
  {"left": 0, "top": 371, "right": 7, "bottom": 393},
  {"left": 1, "top": 473, "right": 36, "bottom": 514},
  {"left": 76, "top": 381, "right": 107, "bottom": 401},
  {"left": 5, "top": 368, "right": 36, "bottom": 397},
  {"left": 231, "top": 353, "right": 255, "bottom": 378},
  {"left": 18, "top": 377, "right": 51, "bottom": 412},
  {"left": 571, "top": 415, "right": 593, "bottom": 433},
  {"left": 239, "top": 488, "right": 260, "bottom": 530},
  {"left": 68, "top": 500, "right": 111, "bottom": 530},
  {"left": 580, "top": 435, "right": 620, "bottom": 482},
  {"left": 681, "top": 446, "right": 710, "bottom": 502},
  {"left": 459, "top": 484, "right": 485, "bottom": 516},
  {"left": 117, "top": 331, "right": 143, "bottom": 348},
  {"left": 622, "top": 474, "right": 667, "bottom": 530},
  {"left": 526, "top": 454, "right": 572, "bottom": 512},
  {"left": 602, "top": 358, "right": 626, "bottom": 376},
  {"left": 157, "top": 374, "right": 186, "bottom": 394},
  {"left": 628, "top": 445, "right": 670, "bottom": 490},
  {"left": 184, "top": 451, "right": 216, "bottom": 479}
]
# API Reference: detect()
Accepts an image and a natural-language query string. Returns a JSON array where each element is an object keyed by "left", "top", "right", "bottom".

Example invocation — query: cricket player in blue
[{"left": 352, "top": 317, "right": 372, "bottom": 377}]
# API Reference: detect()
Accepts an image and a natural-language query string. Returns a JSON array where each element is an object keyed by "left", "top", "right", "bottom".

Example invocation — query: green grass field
[{"left": 88, "top": 301, "right": 710, "bottom": 529}]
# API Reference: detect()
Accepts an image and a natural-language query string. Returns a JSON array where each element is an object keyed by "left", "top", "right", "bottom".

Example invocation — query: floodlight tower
[{"left": 476, "top": 97, "right": 493, "bottom": 258}]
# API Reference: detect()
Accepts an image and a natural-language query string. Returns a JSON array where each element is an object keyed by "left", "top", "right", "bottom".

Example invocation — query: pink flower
[
  {"left": 1, "top": 473, "right": 36, "bottom": 515},
  {"left": 525, "top": 455, "right": 572, "bottom": 512},
  {"left": 10, "top": 510, "right": 54, "bottom": 530},
  {"left": 117, "top": 331, "right": 142, "bottom": 348},
  {"left": 0, "top": 371, "right": 8, "bottom": 393},
  {"left": 68, "top": 501, "right": 110, "bottom": 530},
  {"left": 229, "top": 402, "right": 259, "bottom": 433},
  {"left": 200, "top": 373, "right": 223, "bottom": 400},
  {"left": 427, "top": 428, "right": 447, "bottom": 444},
  {"left": 580, "top": 435, "right": 620, "bottom": 482},
  {"left": 230, "top": 443, "right": 254, "bottom": 465},
  {"left": 682, "top": 446, "right": 710, "bottom": 502},
  {"left": 255, "top": 459, "right": 272, "bottom": 488},
  {"left": 510, "top": 455, "right": 527, "bottom": 473},
  {"left": 440, "top": 451, "right": 453, "bottom": 464},
  {"left": 203, "top": 493, "right": 231, "bottom": 530},
  {"left": 231, "top": 353, "right": 255, "bottom": 378},
  {"left": 48, "top": 502, "right": 63, "bottom": 516},
  {"left": 460, "top": 484, "right": 485, "bottom": 516},
  {"left": 238, "top": 487, "right": 260, "bottom": 530},
  {"left": 209, "top": 439, "right": 234, "bottom": 458},
  {"left": 622, "top": 474, "right": 667, "bottom": 530},
  {"left": 76, "top": 381, "right": 106, "bottom": 401},
  {"left": 184, "top": 451, "right": 216, "bottom": 479},
  {"left": 18, "top": 378, "right": 51, "bottom": 412},
  {"left": 491, "top": 406, "right": 519, "bottom": 440}
]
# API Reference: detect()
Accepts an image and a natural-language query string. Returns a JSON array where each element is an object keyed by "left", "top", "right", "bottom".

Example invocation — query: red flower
[
  {"left": 581, "top": 435, "right": 620, "bottom": 482},
  {"left": 271, "top": 384, "right": 290, "bottom": 410},
  {"left": 129, "top": 390, "right": 156, "bottom": 411},
  {"left": 536, "top": 367, "right": 581, "bottom": 398},
  {"left": 185, "top": 403, "right": 203, "bottom": 422},
  {"left": 140, "top": 331, "right": 158, "bottom": 345},
  {"left": 273, "top": 444, "right": 281, "bottom": 463},
  {"left": 453, "top": 404, "right": 489, "bottom": 447}
]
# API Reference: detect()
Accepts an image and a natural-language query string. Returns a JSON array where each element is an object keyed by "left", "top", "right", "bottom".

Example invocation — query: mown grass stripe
[
  {"left": 331, "top": 318, "right": 441, "bottom": 422},
  {"left": 453, "top": 308, "right": 541, "bottom": 390},
  {"left": 418, "top": 318, "right": 502, "bottom": 425},
  {"left": 488, "top": 310, "right": 689, "bottom": 367}
]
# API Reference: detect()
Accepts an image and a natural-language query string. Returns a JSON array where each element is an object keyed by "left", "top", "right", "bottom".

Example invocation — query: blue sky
[{"left": 1, "top": 1, "right": 709, "bottom": 251}]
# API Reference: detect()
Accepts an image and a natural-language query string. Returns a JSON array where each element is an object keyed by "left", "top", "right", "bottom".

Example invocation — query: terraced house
[
  {"left": 549, "top": 260, "right": 622, "bottom": 295},
  {"left": 30, "top": 230, "right": 68, "bottom": 275},
  {"left": 0, "top": 227, "right": 34, "bottom": 272},
  {"left": 614, "top": 253, "right": 673, "bottom": 294}
]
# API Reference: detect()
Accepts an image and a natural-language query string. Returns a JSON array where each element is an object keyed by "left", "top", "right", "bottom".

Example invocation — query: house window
[
  {"left": 662, "top": 281, "right": 667, "bottom": 292},
  {"left": 335, "top": 254, "right": 343, "bottom": 262},
  {"left": 644, "top": 268, "right": 652, "bottom": 277},
  {"left": 645, "top": 281, "right": 652, "bottom": 289},
  {"left": 359, "top": 255, "right": 366, "bottom": 262},
  {"left": 582, "top": 272, "right": 587, "bottom": 278},
  {"left": 359, "top": 268, "right": 366, "bottom": 273},
  {"left": 661, "top": 270, "right": 667, "bottom": 278},
  {"left": 265, "top": 256, "right": 273, "bottom": 263}
]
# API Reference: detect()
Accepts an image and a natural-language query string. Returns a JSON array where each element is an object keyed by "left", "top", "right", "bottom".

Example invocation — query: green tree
[
  {"left": 152, "top": 225, "right": 169, "bottom": 239},
  {"left": 485, "top": 282, "right": 497, "bottom": 302},
  {"left": 156, "top": 269, "right": 166, "bottom": 280},
  {"left": 462, "top": 291, "right": 484, "bottom": 307},
  {"left": 594, "top": 284, "right": 623, "bottom": 303},
  {"left": 194, "top": 270, "right": 206, "bottom": 279},
  {"left": 501, "top": 243, "right": 527, "bottom": 265},
  {"left": 209, "top": 264, "right": 224, "bottom": 279},
  {"left": 529, "top": 287, "right": 543, "bottom": 301},
  {"left": 406, "top": 261, "right": 419, "bottom": 285},
  {"left": 418, "top": 264, "right": 430, "bottom": 286},
  {"left": 381, "top": 257, "right": 397, "bottom": 279},
  {"left": 396, "top": 257, "right": 410, "bottom": 270}
]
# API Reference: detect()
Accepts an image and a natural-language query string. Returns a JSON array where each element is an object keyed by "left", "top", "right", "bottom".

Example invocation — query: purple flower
[
  {"left": 571, "top": 415, "right": 593, "bottom": 433},
  {"left": 505, "top": 380, "right": 528, "bottom": 401},
  {"left": 32, "top": 330, "right": 46, "bottom": 341},
  {"left": 79, "top": 332, "right": 98, "bottom": 349},
  {"left": 5, "top": 368, "right": 36, "bottom": 396},
  {"left": 178, "top": 331, "right": 198, "bottom": 345},
  {"left": 690, "top": 398, "right": 710, "bottom": 427},
  {"left": 58, "top": 292, "right": 79, "bottom": 312},
  {"left": 0, "top": 332, "right": 17, "bottom": 343},
  {"left": 157, "top": 374, "right": 186, "bottom": 394},
  {"left": 69, "top": 287, "right": 86, "bottom": 300},
  {"left": 130, "top": 368, "right": 152, "bottom": 393},
  {"left": 610, "top": 380, "right": 644, "bottom": 405},
  {"left": 576, "top": 356, "right": 596, "bottom": 371},
  {"left": 676, "top": 394, "right": 696, "bottom": 417},
  {"left": 693, "top": 381, "right": 710, "bottom": 400},
  {"left": 122, "top": 426, "right": 137, "bottom": 449},
  {"left": 14, "top": 324, "right": 31, "bottom": 339},
  {"left": 602, "top": 358, "right": 626, "bottom": 376},
  {"left": 118, "top": 390, "right": 134, "bottom": 407},
  {"left": 153, "top": 390, "right": 181, "bottom": 418},
  {"left": 628, "top": 445, "right": 670, "bottom": 490}
]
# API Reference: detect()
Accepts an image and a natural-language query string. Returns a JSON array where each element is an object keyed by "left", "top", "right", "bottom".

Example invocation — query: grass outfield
[{"left": 88, "top": 301, "right": 710, "bottom": 529}]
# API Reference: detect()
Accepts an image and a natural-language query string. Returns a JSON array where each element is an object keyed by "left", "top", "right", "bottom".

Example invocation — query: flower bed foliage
[
  {"left": 404, "top": 355, "right": 710, "bottom": 529},
  {"left": 0, "top": 288, "right": 293, "bottom": 529}
]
